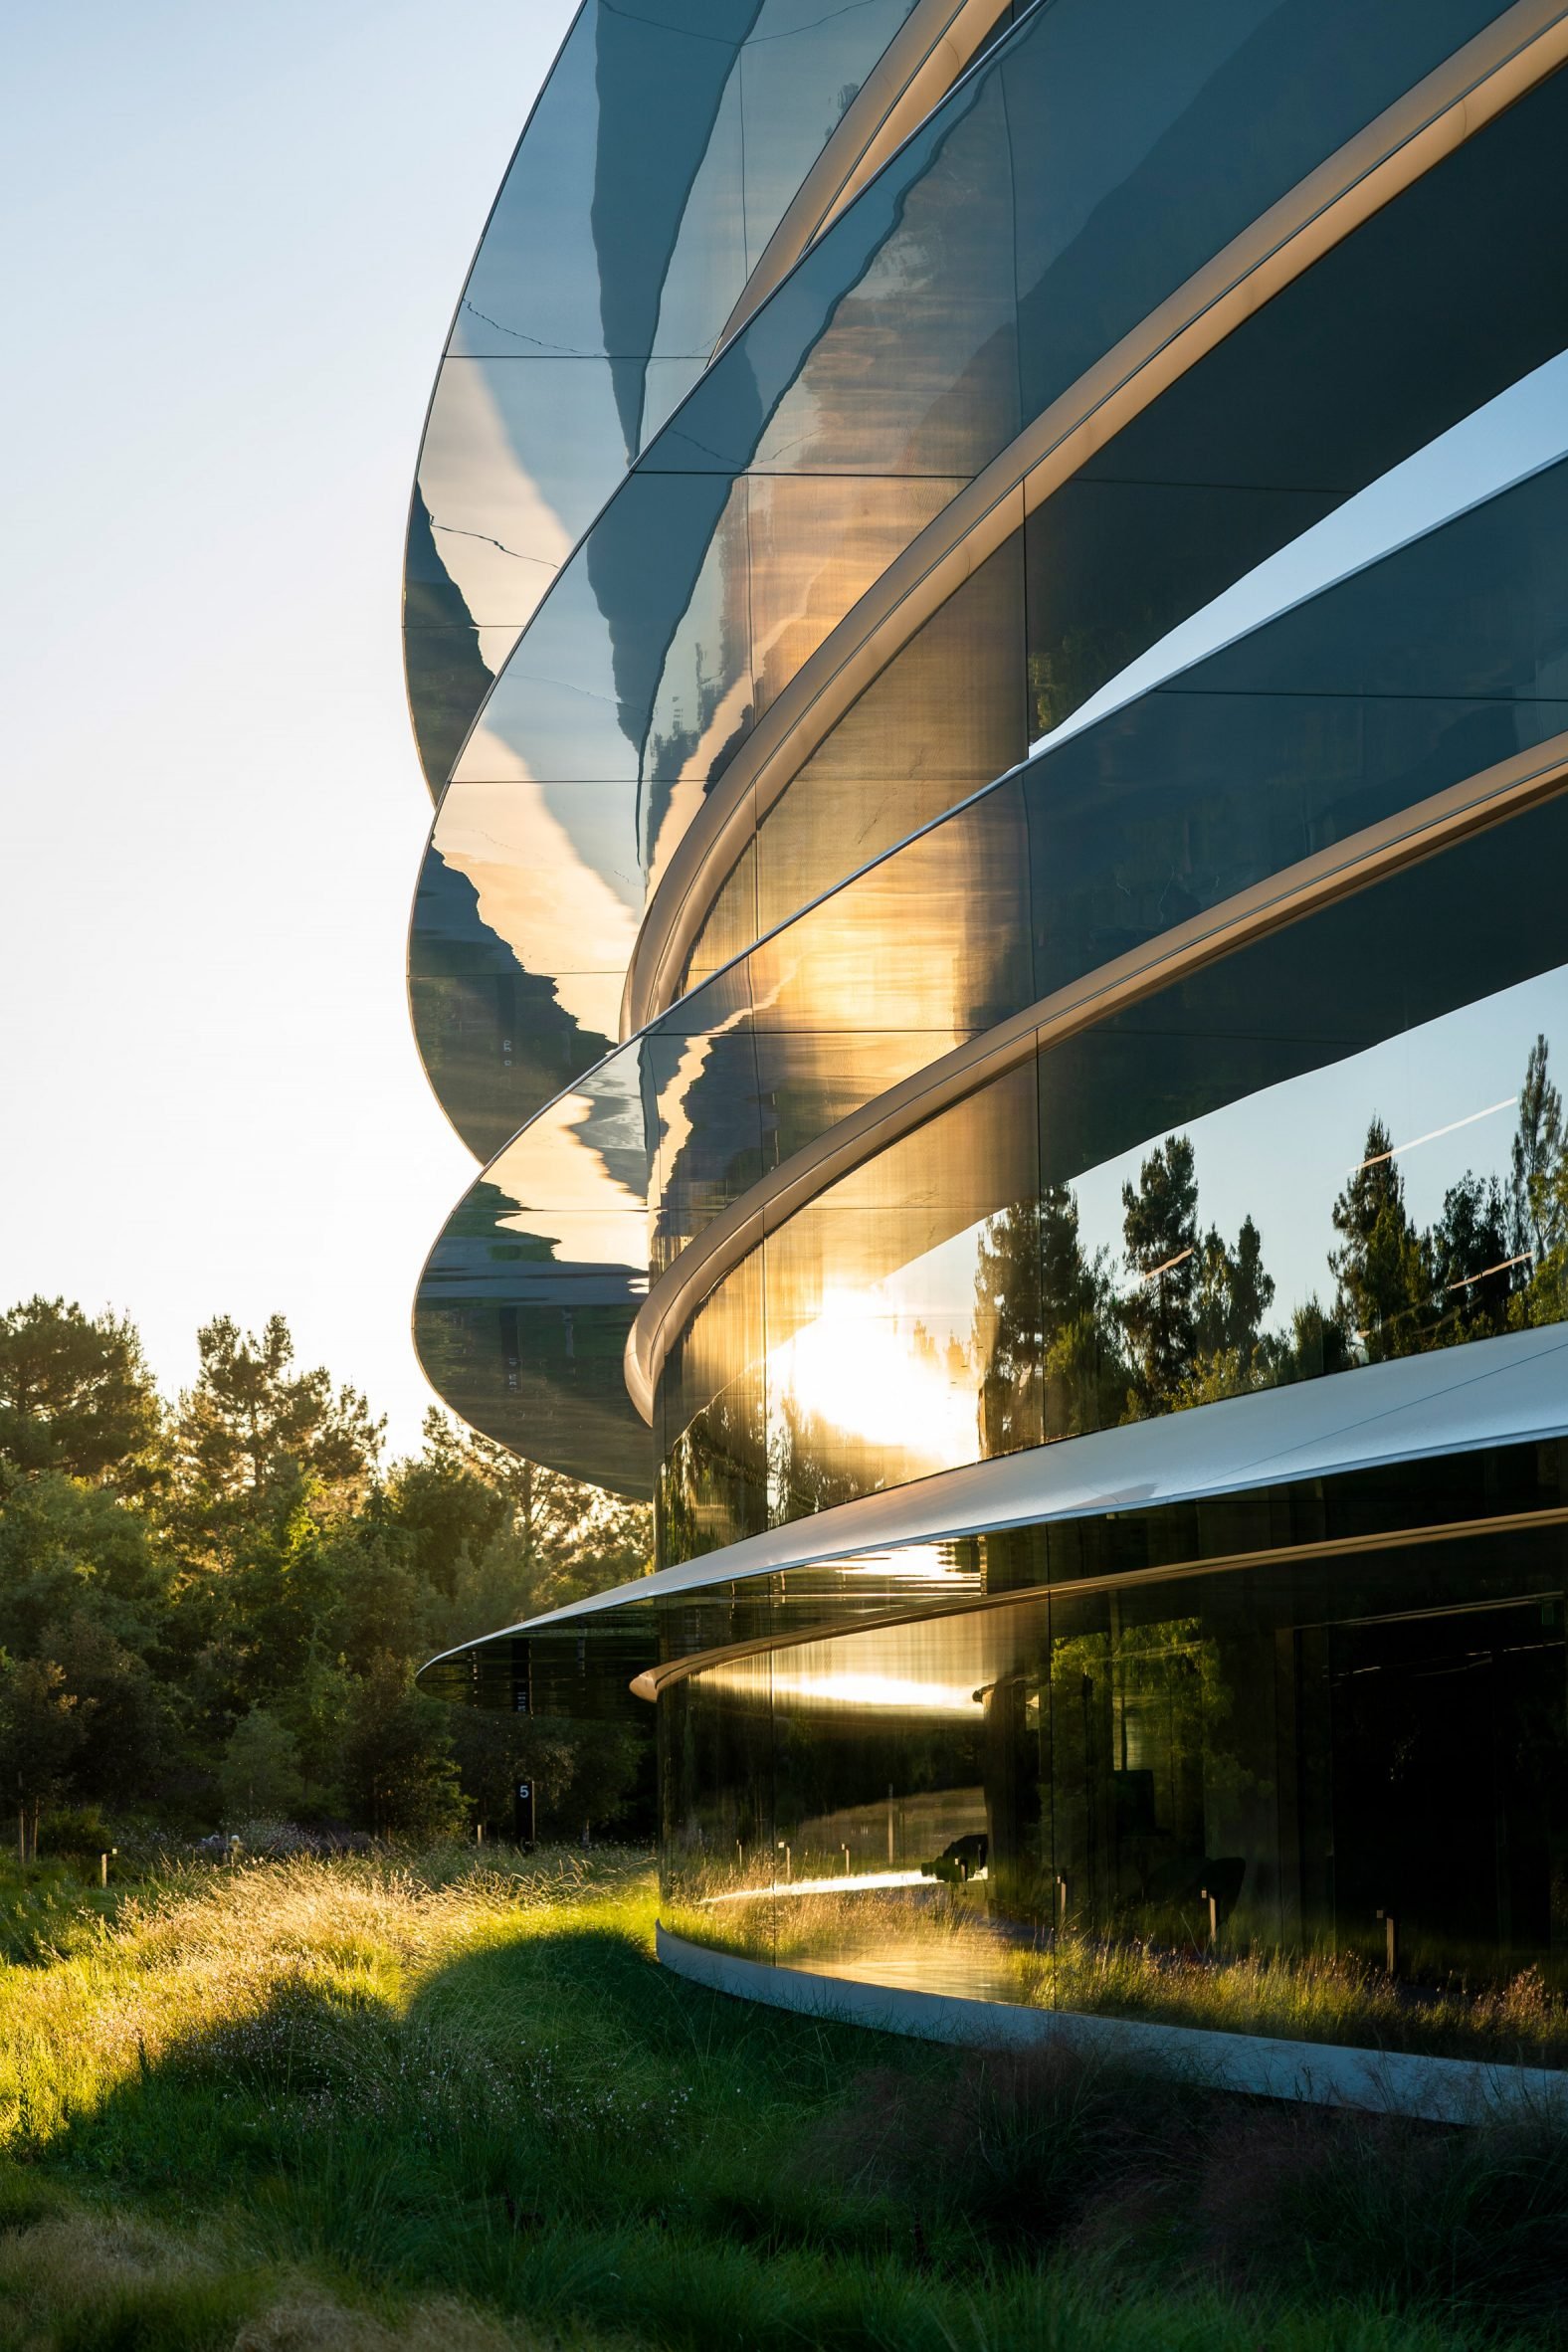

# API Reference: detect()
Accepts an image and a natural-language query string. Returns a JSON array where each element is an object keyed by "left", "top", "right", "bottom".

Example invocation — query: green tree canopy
[
  {"left": 1038, "top": 1185, "right": 1130, "bottom": 1438},
  {"left": 0, "top": 1470, "right": 166, "bottom": 1657},
  {"left": 396, "top": 1413, "right": 651, "bottom": 1630},
  {"left": 336, "top": 1653, "right": 465, "bottom": 1840},
  {"left": 0, "top": 1296, "right": 161, "bottom": 1486},
  {"left": 0, "top": 1657, "right": 85, "bottom": 1859},
  {"left": 0, "top": 1305, "right": 654, "bottom": 1849},
  {"left": 220, "top": 1707, "right": 304, "bottom": 1825},
  {"left": 174, "top": 1314, "right": 385, "bottom": 1520}
]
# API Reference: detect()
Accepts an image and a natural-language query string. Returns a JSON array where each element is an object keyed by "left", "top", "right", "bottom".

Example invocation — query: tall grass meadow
[{"left": 3, "top": 1844, "right": 1567, "bottom": 2349}]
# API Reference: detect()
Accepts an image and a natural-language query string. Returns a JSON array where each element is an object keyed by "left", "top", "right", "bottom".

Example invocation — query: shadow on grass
[{"left": 12, "top": 1903, "right": 1568, "bottom": 2352}]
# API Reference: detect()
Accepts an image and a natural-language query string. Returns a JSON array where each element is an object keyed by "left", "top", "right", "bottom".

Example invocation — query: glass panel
[
  {"left": 452, "top": 470, "right": 738, "bottom": 789},
  {"left": 644, "top": 65, "right": 747, "bottom": 369},
  {"left": 737, "top": 0, "right": 921, "bottom": 271},
  {"left": 410, "top": 775, "right": 643, "bottom": 1162},
  {"left": 414, "top": 1281, "right": 649, "bottom": 1499},
  {"left": 453, "top": 1, "right": 750, "bottom": 365},
  {"left": 662, "top": 1509, "right": 1568, "bottom": 2062},
  {"left": 1036, "top": 806, "right": 1568, "bottom": 1423},
  {"left": 744, "top": 59, "right": 1026, "bottom": 480},
  {"left": 402, "top": 624, "right": 493, "bottom": 810},
  {"left": 413, "top": 1056, "right": 653, "bottom": 1495},
  {"left": 647, "top": 1021, "right": 769, "bottom": 1276},
  {"left": 418, "top": 358, "right": 627, "bottom": 629},
  {"left": 631, "top": 454, "right": 1568, "bottom": 1264},
  {"left": 661, "top": 1634, "right": 778, "bottom": 1953},
  {"left": 409, "top": 0, "right": 931, "bottom": 790},
  {"left": 746, "top": 474, "right": 965, "bottom": 716},
  {"left": 655, "top": 787, "right": 1568, "bottom": 1547},
  {"left": 1004, "top": 0, "right": 1500, "bottom": 421},
  {"left": 430, "top": 776, "right": 644, "bottom": 995},
  {"left": 682, "top": 833, "right": 758, "bottom": 993},
  {"left": 760, "top": 1061, "right": 1042, "bottom": 1523},
  {"left": 744, "top": 516, "right": 1029, "bottom": 944},
  {"left": 658, "top": 1254, "right": 769, "bottom": 1566},
  {"left": 1021, "top": 55, "right": 1568, "bottom": 737},
  {"left": 409, "top": 967, "right": 618, "bottom": 1169}
]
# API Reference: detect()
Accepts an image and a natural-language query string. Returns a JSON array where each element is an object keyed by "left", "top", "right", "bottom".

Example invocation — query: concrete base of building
[{"left": 657, "top": 1922, "right": 1567, "bottom": 2124}]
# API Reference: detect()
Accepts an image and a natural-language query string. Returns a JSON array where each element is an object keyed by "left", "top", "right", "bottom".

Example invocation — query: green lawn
[{"left": 0, "top": 1845, "right": 1564, "bottom": 2351}]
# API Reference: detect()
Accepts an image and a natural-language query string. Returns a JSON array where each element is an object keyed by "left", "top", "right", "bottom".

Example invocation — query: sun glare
[{"left": 769, "top": 1283, "right": 977, "bottom": 1467}]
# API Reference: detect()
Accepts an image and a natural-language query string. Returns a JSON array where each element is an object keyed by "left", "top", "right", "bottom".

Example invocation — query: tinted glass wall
[
  {"left": 414, "top": 0, "right": 1547, "bottom": 1166},
  {"left": 661, "top": 1483, "right": 1568, "bottom": 2062},
  {"left": 417, "top": 446, "right": 1568, "bottom": 1501},
  {"left": 657, "top": 791, "right": 1568, "bottom": 1557},
  {"left": 678, "top": 54, "right": 1568, "bottom": 1001}
]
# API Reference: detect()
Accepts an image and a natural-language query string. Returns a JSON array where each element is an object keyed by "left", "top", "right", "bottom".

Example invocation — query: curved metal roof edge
[{"left": 416, "top": 1319, "right": 1568, "bottom": 1677}]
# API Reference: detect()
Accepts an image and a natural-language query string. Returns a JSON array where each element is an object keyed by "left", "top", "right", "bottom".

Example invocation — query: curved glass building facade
[{"left": 413, "top": 1, "right": 1568, "bottom": 2084}]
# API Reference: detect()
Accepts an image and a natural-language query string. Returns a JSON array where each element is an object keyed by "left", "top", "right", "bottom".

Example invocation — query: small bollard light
[{"left": 99, "top": 1852, "right": 108, "bottom": 1888}]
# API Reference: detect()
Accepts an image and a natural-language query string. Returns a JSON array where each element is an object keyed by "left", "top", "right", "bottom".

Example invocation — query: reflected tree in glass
[
  {"left": 1118, "top": 1137, "right": 1200, "bottom": 1412},
  {"left": 1330, "top": 1117, "right": 1435, "bottom": 1362}
]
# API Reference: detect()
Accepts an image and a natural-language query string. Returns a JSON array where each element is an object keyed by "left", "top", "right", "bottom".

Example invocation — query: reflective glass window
[
  {"left": 661, "top": 1511, "right": 1568, "bottom": 2057},
  {"left": 655, "top": 789, "right": 1568, "bottom": 1549}
]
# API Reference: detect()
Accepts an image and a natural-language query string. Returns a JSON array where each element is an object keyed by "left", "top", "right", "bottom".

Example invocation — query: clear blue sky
[
  {"left": 1, "top": 2, "right": 1563, "bottom": 1459},
  {"left": 0, "top": 0, "right": 573, "bottom": 1454}
]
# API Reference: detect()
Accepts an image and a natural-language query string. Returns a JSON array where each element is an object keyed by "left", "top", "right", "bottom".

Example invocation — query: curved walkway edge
[{"left": 656, "top": 1923, "right": 1568, "bottom": 2124}]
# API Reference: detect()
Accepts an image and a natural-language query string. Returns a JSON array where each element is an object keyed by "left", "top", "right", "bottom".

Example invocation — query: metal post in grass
[
  {"left": 1377, "top": 1907, "right": 1399, "bottom": 1975},
  {"left": 887, "top": 1784, "right": 895, "bottom": 1865},
  {"left": 1201, "top": 1886, "right": 1220, "bottom": 1951},
  {"left": 1056, "top": 1872, "right": 1069, "bottom": 1933},
  {"left": 843, "top": 1844, "right": 851, "bottom": 1874}
]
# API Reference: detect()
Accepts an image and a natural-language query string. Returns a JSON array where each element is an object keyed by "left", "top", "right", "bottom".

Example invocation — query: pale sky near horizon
[
  {"left": 1, "top": 0, "right": 574, "bottom": 1457},
  {"left": 2, "top": 4, "right": 1566, "bottom": 1463}
]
